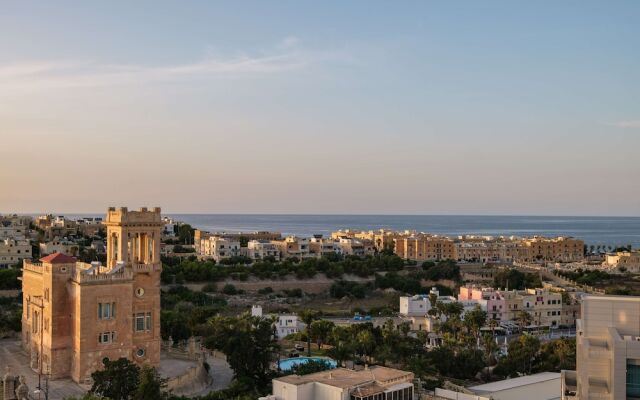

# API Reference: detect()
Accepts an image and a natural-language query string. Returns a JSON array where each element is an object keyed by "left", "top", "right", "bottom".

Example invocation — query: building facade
[
  {"left": 394, "top": 236, "right": 455, "bottom": 262},
  {"left": 0, "top": 238, "right": 32, "bottom": 268},
  {"left": 21, "top": 207, "right": 163, "bottom": 383},
  {"left": 199, "top": 236, "right": 241, "bottom": 262},
  {"left": 564, "top": 295, "right": 640, "bottom": 400},
  {"left": 269, "top": 366, "right": 414, "bottom": 400}
]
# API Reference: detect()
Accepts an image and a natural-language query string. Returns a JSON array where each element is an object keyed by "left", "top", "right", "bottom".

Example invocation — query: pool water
[{"left": 278, "top": 357, "right": 337, "bottom": 371}]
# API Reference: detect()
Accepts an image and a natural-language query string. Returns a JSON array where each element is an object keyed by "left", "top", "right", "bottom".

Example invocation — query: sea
[
  {"left": 50, "top": 214, "right": 640, "bottom": 248},
  {"left": 170, "top": 215, "right": 640, "bottom": 248}
]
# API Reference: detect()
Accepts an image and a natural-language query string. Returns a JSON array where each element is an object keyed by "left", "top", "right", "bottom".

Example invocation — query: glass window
[
  {"left": 145, "top": 312, "right": 151, "bottom": 331},
  {"left": 627, "top": 360, "right": 640, "bottom": 398},
  {"left": 136, "top": 313, "right": 145, "bottom": 331}
]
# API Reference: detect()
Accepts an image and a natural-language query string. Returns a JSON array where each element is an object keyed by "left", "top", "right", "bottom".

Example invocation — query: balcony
[{"left": 132, "top": 262, "right": 161, "bottom": 273}]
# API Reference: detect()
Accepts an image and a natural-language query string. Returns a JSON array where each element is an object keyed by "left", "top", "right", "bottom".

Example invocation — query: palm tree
[{"left": 299, "top": 309, "right": 319, "bottom": 356}]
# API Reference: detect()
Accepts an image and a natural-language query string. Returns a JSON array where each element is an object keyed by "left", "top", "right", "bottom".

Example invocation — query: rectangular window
[
  {"left": 145, "top": 312, "right": 151, "bottom": 331},
  {"left": 98, "top": 302, "right": 116, "bottom": 319},
  {"left": 136, "top": 313, "right": 145, "bottom": 332},
  {"left": 628, "top": 360, "right": 640, "bottom": 398},
  {"left": 98, "top": 331, "right": 115, "bottom": 344}
]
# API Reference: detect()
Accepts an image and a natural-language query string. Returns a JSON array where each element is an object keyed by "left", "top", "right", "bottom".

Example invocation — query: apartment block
[
  {"left": 0, "top": 238, "right": 32, "bottom": 268},
  {"left": 199, "top": 236, "right": 241, "bottom": 262},
  {"left": 272, "top": 236, "right": 311, "bottom": 260},
  {"left": 0, "top": 215, "right": 30, "bottom": 240},
  {"left": 394, "top": 236, "right": 455, "bottom": 262},
  {"left": 244, "top": 240, "right": 281, "bottom": 261}
]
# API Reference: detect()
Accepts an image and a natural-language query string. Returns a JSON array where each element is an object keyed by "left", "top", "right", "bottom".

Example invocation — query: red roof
[{"left": 40, "top": 252, "right": 77, "bottom": 264}]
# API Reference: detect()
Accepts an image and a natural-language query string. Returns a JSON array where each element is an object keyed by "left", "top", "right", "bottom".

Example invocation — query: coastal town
[
  {"left": 1, "top": 208, "right": 639, "bottom": 399},
  {"left": 3, "top": 2, "right": 639, "bottom": 400}
]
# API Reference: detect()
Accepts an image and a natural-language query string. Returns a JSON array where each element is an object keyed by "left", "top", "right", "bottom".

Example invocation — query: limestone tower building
[{"left": 22, "top": 207, "right": 163, "bottom": 383}]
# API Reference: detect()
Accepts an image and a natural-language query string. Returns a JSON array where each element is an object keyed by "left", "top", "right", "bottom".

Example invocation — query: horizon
[{"left": 5, "top": 211, "right": 640, "bottom": 218}]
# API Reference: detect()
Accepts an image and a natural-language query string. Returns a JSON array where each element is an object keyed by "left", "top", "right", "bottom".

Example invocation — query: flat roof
[
  {"left": 469, "top": 372, "right": 560, "bottom": 394},
  {"left": 275, "top": 366, "right": 412, "bottom": 389}
]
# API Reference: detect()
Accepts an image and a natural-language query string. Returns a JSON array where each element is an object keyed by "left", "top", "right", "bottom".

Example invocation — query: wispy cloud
[
  {"left": 602, "top": 120, "right": 640, "bottom": 129},
  {"left": 0, "top": 38, "right": 343, "bottom": 92}
]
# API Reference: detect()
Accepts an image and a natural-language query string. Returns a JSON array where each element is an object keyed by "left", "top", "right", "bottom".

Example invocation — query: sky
[{"left": 1, "top": 1, "right": 639, "bottom": 216}]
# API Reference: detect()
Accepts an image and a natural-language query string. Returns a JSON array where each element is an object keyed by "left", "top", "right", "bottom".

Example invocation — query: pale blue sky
[{"left": 1, "top": 1, "right": 639, "bottom": 215}]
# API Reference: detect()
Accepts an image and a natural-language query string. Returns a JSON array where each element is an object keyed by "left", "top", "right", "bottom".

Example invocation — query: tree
[
  {"left": 463, "top": 305, "right": 487, "bottom": 339},
  {"left": 495, "top": 334, "right": 541, "bottom": 377},
  {"left": 515, "top": 311, "right": 533, "bottom": 330},
  {"left": 133, "top": 366, "right": 167, "bottom": 400},
  {"left": 289, "top": 359, "right": 332, "bottom": 375},
  {"left": 203, "top": 314, "right": 279, "bottom": 389},
  {"left": 90, "top": 358, "right": 140, "bottom": 400},
  {"left": 310, "top": 320, "right": 335, "bottom": 350},
  {"left": 299, "top": 310, "right": 320, "bottom": 356}
]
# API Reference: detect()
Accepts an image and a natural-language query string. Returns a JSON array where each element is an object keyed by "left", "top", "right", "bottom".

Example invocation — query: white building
[
  {"left": 39, "top": 239, "right": 79, "bottom": 257},
  {"left": 199, "top": 236, "right": 241, "bottom": 262},
  {"left": 0, "top": 215, "right": 30, "bottom": 240},
  {"left": 268, "top": 366, "right": 414, "bottom": 400},
  {"left": 245, "top": 240, "right": 281, "bottom": 261},
  {"left": 251, "top": 305, "right": 305, "bottom": 340},
  {"left": 437, "top": 372, "right": 561, "bottom": 400},
  {"left": 562, "top": 295, "right": 640, "bottom": 400},
  {"left": 162, "top": 217, "right": 176, "bottom": 237},
  {"left": 0, "top": 239, "right": 32, "bottom": 268}
]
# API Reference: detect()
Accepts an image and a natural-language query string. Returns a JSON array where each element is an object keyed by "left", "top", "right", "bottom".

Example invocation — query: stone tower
[
  {"left": 22, "top": 207, "right": 164, "bottom": 383},
  {"left": 105, "top": 207, "right": 162, "bottom": 269}
]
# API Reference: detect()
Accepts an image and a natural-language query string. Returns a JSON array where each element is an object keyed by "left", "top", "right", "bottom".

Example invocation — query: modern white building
[
  {"left": 251, "top": 305, "right": 305, "bottom": 340},
  {"left": 267, "top": 366, "right": 414, "bottom": 400},
  {"left": 562, "top": 295, "right": 640, "bottom": 400},
  {"left": 437, "top": 372, "right": 561, "bottom": 400}
]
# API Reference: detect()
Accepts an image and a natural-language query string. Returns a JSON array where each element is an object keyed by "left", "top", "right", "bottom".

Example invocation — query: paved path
[
  {"left": 207, "top": 355, "right": 233, "bottom": 392},
  {"left": 0, "top": 339, "right": 86, "bottom": 400}
]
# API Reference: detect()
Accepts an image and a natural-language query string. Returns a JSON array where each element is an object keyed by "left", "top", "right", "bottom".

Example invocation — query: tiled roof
[{"left": 40, "top": 252, "right": 77, "bottom": 264}]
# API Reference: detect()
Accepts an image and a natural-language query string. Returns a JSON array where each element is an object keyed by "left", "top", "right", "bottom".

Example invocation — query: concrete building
[
  {"left": 394, "top": 236, "right": 455, "bottom": 262},
  {"left": 603, "top": 251, "right": 640, "bottom": 273},
  {"left": 0, "top": 238, "right": 32, "bottom": 268},
  {"left": 523, "top": 237, "right": 584, "bottom": 262},
  {"left": 0, "top": 215, "right": 30, "bottom": 240},
  {"left": 199, "top": 236, "right": 241, "bottom": 262},
  {"left": 269, "top": 366, "right": 414, "bottom": 400},
  {"left": 273, "top": 236, "right": 311, "bottom": 260},
  {"left": 245, "top": 240, "right": 281, "bottom": 261},
  {"left": 39, "top": 238, "right": 80, "bottom": 257},
  {"left": 522, "top": 288, "right": 563, "bottom": 328},
  {"left": 563, "top": 295, "right": 640, "bottom": 400},
  {"left": 437, "top": 372, "right": 561, "bottom": 400},
  {"left": 309, "top": 236, "right": 340, "bottom": 258},
  {"left": 337, "top": 238, "right": 375, "bottom": 257},
  {"left": 251, "top": 305, "right": 305, "bottom": 340},
  {"left": 21, "top": 207, "right": 163, "bottom": 383},
  {"left": 194, "top": 229, "right": 281, "bottom": 251}
]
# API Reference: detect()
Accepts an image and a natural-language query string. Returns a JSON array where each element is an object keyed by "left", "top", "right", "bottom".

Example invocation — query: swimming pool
[{"left": 278, "top": 357, "right": 337, "bottom": 371}]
